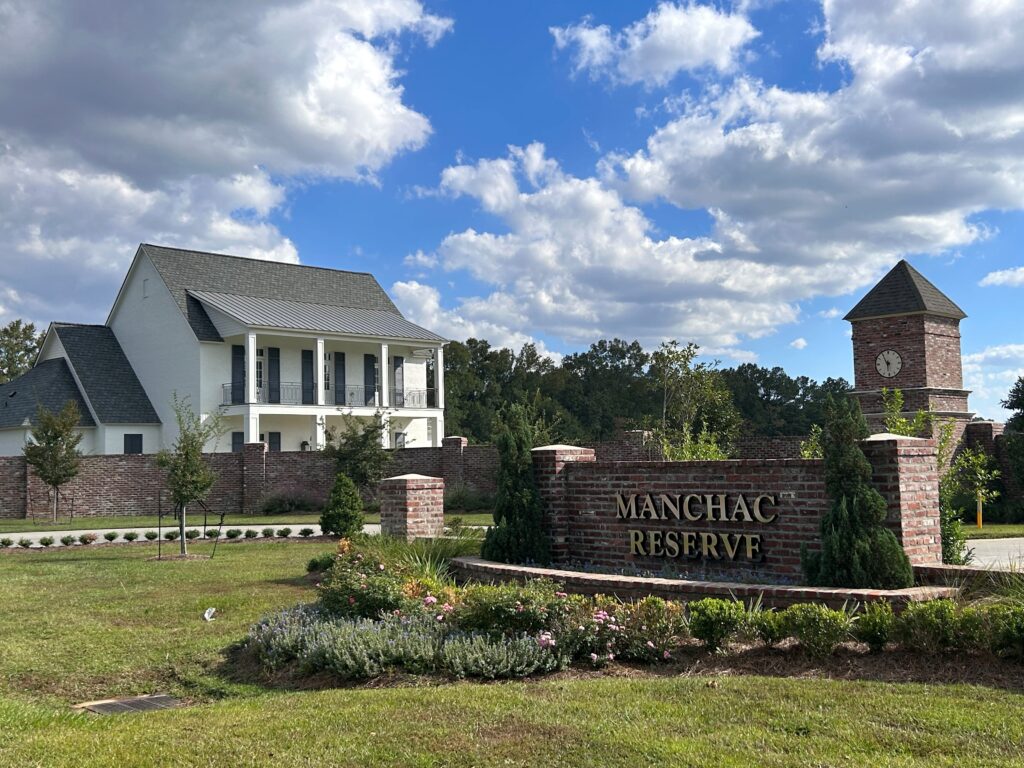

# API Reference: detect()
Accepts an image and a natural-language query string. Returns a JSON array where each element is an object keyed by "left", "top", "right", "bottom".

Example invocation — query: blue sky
[{"left": 1, "top": 1, "right": 1023, "bottom": 419}]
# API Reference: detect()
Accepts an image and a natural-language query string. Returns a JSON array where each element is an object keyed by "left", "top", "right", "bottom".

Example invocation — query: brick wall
[
  {"left": 731, "top": 436, "right": 805, "bottom": 460},
  {"left": 0, "top": 456, "right": 26, "bottom": 519},
  {"left": 532, "top": 438, "right": 941, "bottom": 584},
  {"left": 380, "top": 474, "right": 444, "bottom": 541}
]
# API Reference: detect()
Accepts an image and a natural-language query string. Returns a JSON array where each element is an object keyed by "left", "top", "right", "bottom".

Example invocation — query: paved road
[
  {"left": 1, "top": 523, "right": 381, "bottom": 548},
  {"left": 966, "top": 537, "right": 1024, "bottom": 569}
]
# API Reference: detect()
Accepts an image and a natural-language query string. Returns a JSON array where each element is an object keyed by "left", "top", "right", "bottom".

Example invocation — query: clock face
[{"left": 875, "top": 349, "right": 903, "bottom": 378}]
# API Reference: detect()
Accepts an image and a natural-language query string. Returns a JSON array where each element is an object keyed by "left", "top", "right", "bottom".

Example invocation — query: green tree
[
  {"left": 881, "top": 388, "right": 932, "bottom": 436},
  {"left": 799, "top": 424, "right": 824, "bottom": 459},
  {"left": 156, "top": 395, "right": 225, "bottom": 555},
  {"left": 0, "top": 319, "right": 44, "bottom": 384},
  {"left": 721, "top": 364, "right": 850, "bottom": 436},
  {"left": 803, "top": 396, "right": 913, "bottom": 589},
  {"left": 947, "top": 448, "right": 1001, "bottom": 528},
  {"left": 1001, "top": 378, "right": 1024, "bottom": 499},
  {"left": 320, "top": 473, "right": 363, "bottom": 538},
  {"left": 322, "top": 412, "right": 393, "bottom": 491},
  {"left": 480, "top": 403, "right": 550, "bottom": 565},
  {"left": 1003, "top": 376, "right": 1024, "bottom": 433},
  {"left": 23, "top": 401, "right": 83, "bottom": 522}
]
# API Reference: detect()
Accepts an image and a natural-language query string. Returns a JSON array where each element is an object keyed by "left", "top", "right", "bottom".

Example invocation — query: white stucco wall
[
  {"left": 108, "top": 253, "right": 200, "bottom": 449},
  {"left": 97, "top": 424, "right": 165, "bottom": 454},
  {"left": 0, "top": 428, "right": 28, "bottom": 455}
]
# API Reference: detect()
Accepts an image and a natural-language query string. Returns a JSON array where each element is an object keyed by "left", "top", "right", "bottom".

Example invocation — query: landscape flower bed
[{"left": 242, "top": 536, "right": 1024, "bottom": 683}]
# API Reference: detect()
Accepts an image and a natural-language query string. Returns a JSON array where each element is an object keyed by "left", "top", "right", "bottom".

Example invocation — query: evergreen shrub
[
  {"left": 320, "top": 473, "right": 363, "bottom": 538},
  {"left": 784, "top": 603, "right": 851, "bottom": 658},
  {"left": 103, "top": 531, "right": 118, "bottom": 542},
  {"left": 144, "top": 531, "right": 159, "bottom": 541},
  {"left": 60, "top": 535, "right": 76, "bottom": 547},
  {"left": 39, "top": 536, "right": 54, "bottom": 547},
  {"left": 688, "top": 598, "right": 744, "bottom": 652},
  {"left": 123, "top": 531, "right": 139, "bottom": 542},
  {"left": 854, "top": 600, "right": 895, "bottom": 653}
]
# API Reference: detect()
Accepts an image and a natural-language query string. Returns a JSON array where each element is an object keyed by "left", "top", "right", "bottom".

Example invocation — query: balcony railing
[{"left": 221, "top": 383, "right": 435, "bottom": 408}]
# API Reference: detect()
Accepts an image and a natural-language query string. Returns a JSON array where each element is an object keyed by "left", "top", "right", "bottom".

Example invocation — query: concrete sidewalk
[
  {"left": 965, "top": 537, "right": 1024, "bottom": 569},
  {"left": 2, "top": 523, "right": 381, "bottom": 548}
]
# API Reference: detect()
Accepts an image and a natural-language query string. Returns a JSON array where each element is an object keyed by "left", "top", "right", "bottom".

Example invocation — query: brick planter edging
[{"left": 451, "top": 557, "right": 956, "bottom": 610}]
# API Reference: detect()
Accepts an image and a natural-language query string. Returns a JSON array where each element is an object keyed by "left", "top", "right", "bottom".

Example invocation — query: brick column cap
[
  {"left": 383, "top": 473, "right": 443, "bottom": 482},
  {"left": 862, "top": 433, "right": 928, "bottom": 442},
  {"left": 532, "top": 444, "right": 592, "bottom": 452}
]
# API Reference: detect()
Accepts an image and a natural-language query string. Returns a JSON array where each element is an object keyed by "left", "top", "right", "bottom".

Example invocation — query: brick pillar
[
  {"left": 241, "top": 442, "right": 266, "bottom": 515},
  {"left": 380, "top": 474, "right": 444, "bottom": 541},
  {"left": 531, "top": 445, "right": 597, "bottom": 562},
  {"left": 861, "top": 434, "right": 942, "bottom": 565},
  {"left": 441, "top": 436, "right": 467, "bottom": 489}
]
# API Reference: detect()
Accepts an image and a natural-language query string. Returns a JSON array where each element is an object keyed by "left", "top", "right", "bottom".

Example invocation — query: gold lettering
[
  {"left": 682, "top": 531, "right": 697, "bottom": 558},
  {"left": 731, "top": 494, "right": 753, "bottom": 522},
  {"left": 683, "top": 494, "right": 703, "bottom": 522},
  {"left": 664, "top": 531, "right": 680, "bottom": 558},
  {"left": 616, "top": 494, "right": 637, "bottom": 519},
  {"left": 629, "top": 529, "right": 646, "bottom": 555},
  {"left": 721, "top": 533, "right": 742, "bottom": 560},
  {"left": 701, "top": 532, "right": 721, "bottom": 559},
  {"left": 640, "top": 494, "right": 659, "bottom": 520},
  {"left": 649, "top": 530, "right": 664, "bottom": 557},
  {"left": 705, "top": 494, "right": 728, "bottom": 522},
  {"left": 660, "top": 494, "right": 681, "bottom": 520},
  {"left": 745, "top": 534, "right": 763, "bottom": 560},
  {"left": 753, "top": 495, "right": 777, "bottom": 524}
]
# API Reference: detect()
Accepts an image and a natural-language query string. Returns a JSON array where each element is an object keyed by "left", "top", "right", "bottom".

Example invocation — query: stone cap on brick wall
[
  {"left": 383, "top": 473, "right": 442, "bottom": 481},
  {"left": 863, "top": 433, "right": 927, "bottom": 441},
  {"left": 532, "top": 444, "right": 591, "bottom": 451}
]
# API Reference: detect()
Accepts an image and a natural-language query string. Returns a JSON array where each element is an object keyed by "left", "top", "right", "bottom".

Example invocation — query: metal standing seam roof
[
  {"left": 188, "top": 291, "right": 448, "bottom": 343},
  {"left": 845, "top": 260, "right": 967, "bottom": 321},
  {"left": 0, "top": 358, "right": 96, "bottom": 429},
  {"left": 140, "top": 244, "right": 405, "bottom": 342},
  {"left": 52, "top": 324, "right": 161, "bottom": 424}
]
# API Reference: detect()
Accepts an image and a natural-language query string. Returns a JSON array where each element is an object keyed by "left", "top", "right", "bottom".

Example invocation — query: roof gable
[
  {"left": 0, "top": 358, "right": 95, "bottom": 430},
  {"left": 844, "top": 260, "right": 967, "bottom": 321},
  {"left": 52, "top": 324, "right": 160, "bottom": 424},
  {"left": 140, "top": 244, "right": 403, "bottom": 341}
]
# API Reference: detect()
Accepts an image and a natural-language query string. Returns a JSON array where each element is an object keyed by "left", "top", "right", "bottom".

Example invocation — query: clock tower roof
[{"left": 844, "top": 260, "right": 967, "bottom": 322}]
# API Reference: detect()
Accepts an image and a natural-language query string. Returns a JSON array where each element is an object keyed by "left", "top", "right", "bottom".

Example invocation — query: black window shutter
[
  {"left": 301, "top": 349, "right": 315, "bottom": 404},
  {"left": 231, "top": 345, "right": 246, "bottom": 404},
  {"left": 123, "top": 434, "right": 143, "bottom": 454},
  {"left": 334, "top": 352, "right": 346, "bottom": 406},
  {"left": 231, "top": 432, "right": 244, "bottom": 453},
  {"left": 268, "top": 432, "right": 281, "bottom": 452},
  {"left": 363, "top": 354, "right": 376, "bottom": 406},
  {"left": 393, "top": 355, "right": 404, "bottom": 406},
  {"left": 267, "top": 347, "right": 280, "bottom": 404}
]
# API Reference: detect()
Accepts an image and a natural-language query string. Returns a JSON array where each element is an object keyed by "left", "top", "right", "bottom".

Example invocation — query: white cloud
[
  {"left": 551, "top": 2, "right": 758, "bottom": 87},
  {"left": 404, "top": 250, "right": 439, "bottom": 269},
  {"left": 980, "top": 267, "right": 1024, "bottom": 287},
  {"left": 0, "top": 0, "right": 449, "bottom": 324},
  {"left": 963, "top": 344, "right": 1024, "bottom": 420},
  {"left": 819, "top": 307, "right": 843, "bottom": 319},
  {"left": 790, "top": 337, "right": 808, "bottom": 350}
]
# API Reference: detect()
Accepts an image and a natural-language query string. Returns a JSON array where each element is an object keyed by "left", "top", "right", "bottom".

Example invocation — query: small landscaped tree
[
  {"left": 156, "top": 395, "right": 225, "bottom": 556},
  {"left": 322, "top": 412, "right": 393, "bottom": 492},
  {"left": 481, "top": 402, "right": 550, "bottom": 565},
  {"left": 947, "top": 448, "right": 1001, "bottom": 529},
  {"left": 803, "top": 396, "right": 914, "bottom": 589},
  {"left": 23, "top": 401, "right": 83, "bottom": 522},
  {"left": 320, "top": 472, "right": 363, "bottom": 538}
]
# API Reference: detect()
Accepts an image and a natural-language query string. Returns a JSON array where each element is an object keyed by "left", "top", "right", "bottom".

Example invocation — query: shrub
[
  {"left": 262, "top": 527, "right": 276, "bottom": 538},
  {"left": 615, "top": 596, "right": 688, "bottom": 662},
  {"left": 277, "top": 527, "right": 292, "bottom": 538},
  {"left": 123, "top": 531, "right": 139, "bottom": 542},
  {"left": 784, "top": 603, "right": 851, "bottom": 658},
  {"left": 897, "top": 599, "right": 960, "bottom": 653},
  {"left": 0, "top": 537, "right": 12, "bottom": 548},
  {"left": 320, "top": 473, "right": 363, "bottom": 538},
  {"left": 78, "top": 533, "right": 97, "bottom": 545},
  {"left": 164, "top": 530, "right": 180, "bottom": 541},
  {"left": 748, "top": 608, "right": 788, "bottom": 648},
  {"left": 445, "top": 484, "right": 494, "bottom": 512},
  {"left": 103, "top": 531, "right": 119, "bottom": 542},
  {"left": 225, "top": 529, "right": 243, "bottom": 539},
  {"left": 258, "top": 488, "right": 321, "bottom": 516},
  {"left": 39, "top": 536, "right": 54, "bottom": 547},
  {"left": 318, "top": 552, "right": 407, "bottom": 619},
  {"left": 204, "top": 528, "right": 221, "bottom": 539},
  {"left": 300, "top": 528, "right": 315, "bottom": 538},
  {"left": 18, "top": 538, "right": 33, "bottom": 548},
  {"left": 440, "top": 634, "right": 561, "bottom": 679},
  {"left": 307, "top": 552, "right": 335, "bottom": 573},
  {"left": 60, "top": 535, "right": 76, "bottom": 547},
  {"left": 185, "top": 529, "right": 201, "bottom": 540},
  {"left": 456, "top": 580, "right": 567, "bottom": 637},
  {"left": 244, "top": 529, "right": 258, "bottom": 539},
  {"left": 854, "top": 601, "right": 895, "bottom": 653},
  {"left": 688, "top": 598, "right": 745, "bottom": 652},
  {"left": 989, "top": 604, "right": 1024, "bottom": 659},
  {"left": 144, "top": 531, "right": 159, "bottom": 541}
]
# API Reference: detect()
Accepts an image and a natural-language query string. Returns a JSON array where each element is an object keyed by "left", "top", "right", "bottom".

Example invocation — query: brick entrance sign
[
  {"left": 532, "top": 435, "right": 941, "bottom": 584},
  {"left": 379, "top": 474, "right": 445, "bottom": 542}
]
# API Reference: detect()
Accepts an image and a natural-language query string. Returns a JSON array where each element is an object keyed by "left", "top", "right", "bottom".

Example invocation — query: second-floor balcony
[{"left": 222, "top": 383, "right": 437, "bottom": 408}]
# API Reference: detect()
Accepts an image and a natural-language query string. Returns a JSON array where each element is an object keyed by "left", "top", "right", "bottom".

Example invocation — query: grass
[
  {"left": 0, "top": 510, "right": 494, "bottom": 534},
  {"left": 2, "top": 543, "right": 1024, "bottom": 766},
  {"left": 966, "top": 523, "right": 1024, "bottom": 540}
]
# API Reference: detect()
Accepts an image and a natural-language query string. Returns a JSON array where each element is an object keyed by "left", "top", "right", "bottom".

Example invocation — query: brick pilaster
[
  {"left": 380, "top": 473, "right": 444, "bottom": 541},
  {"left": 241, "top": 442, "right": 267, "bottom": 515},
  {"left": 441, "top": 436, "right": 467, "bottom": 490},
  {"left": 531, "top": 445, "right": 597, "bottom": 561}
]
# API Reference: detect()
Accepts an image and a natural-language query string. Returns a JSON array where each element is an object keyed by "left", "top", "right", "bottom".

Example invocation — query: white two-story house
[{"left": 0, "top": 244, "right": 447, "bottom": 454}]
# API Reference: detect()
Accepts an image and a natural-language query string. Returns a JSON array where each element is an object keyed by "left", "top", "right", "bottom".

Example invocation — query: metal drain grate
[{"left": 74, "top": 694, "right": 182, "bottom": 715}]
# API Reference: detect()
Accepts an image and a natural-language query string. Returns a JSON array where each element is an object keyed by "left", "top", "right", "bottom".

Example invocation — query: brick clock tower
[{"left": 845, "top": 260, "right": 973, "bottom": 436}]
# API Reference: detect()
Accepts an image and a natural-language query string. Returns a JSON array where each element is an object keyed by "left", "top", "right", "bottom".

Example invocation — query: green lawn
[
  {"left": 0, "top": 510, "right": 494, "bottom": 534},
  {"left": 2, "top": 543, "right": 1023, "bottom": 767},
  {"left": 966, "top": 523, "right": 1024, "bottom": 540}
]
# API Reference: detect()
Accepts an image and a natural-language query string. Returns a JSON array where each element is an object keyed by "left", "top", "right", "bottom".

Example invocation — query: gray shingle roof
[
  {"left": 53, "top": 324, "right": 160, "bottom": 424},
  {"left": 141, "top": 244, "right": 404, "bottom": 342},
  {"left": 189, "top": 291, "right": 447, "bottom": 343},
  {"left": 0, "top": 358, "right": 96, "bottom": 430},
  {"left": 845, "top": 260, "right": 967, "bottom": 321}
]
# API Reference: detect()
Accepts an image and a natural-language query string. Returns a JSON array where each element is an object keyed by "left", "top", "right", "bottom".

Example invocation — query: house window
[
  {"left": 268, "top": 432, "right": 281, "bottom": 452},
  {"left": 123, "top": 434, "right": 143, "bottom": 454},
  {"left": 256, "top": 354, "right": 264, "bottom": 391},
  {"left": 393, "top": 431, "right": 407, "bottom": 449},
  {"left": 324, "top": 352, "right": 331, "bottom": 392},
  {"left": 231, "top": 432, "right": 244, "bottom": 453}
]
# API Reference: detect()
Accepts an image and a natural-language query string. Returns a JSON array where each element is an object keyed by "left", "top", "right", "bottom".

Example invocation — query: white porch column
[
  {"left": 245, "top": 331, "right": 257, "bottom": 404},
  {"left": 380, "top": 412, "right": 391, "bottom": 448},
  {"left": 314, "top": 415, "right": 326, "bottom": 450},
  {"left": 435, "top": 346, "right": 445, "bottom": 410},
  {"left": 315, "top": 337, "right": 326, "bottom": 406},
  {"left": 433, "top": 414, "right": 445, "bottom": 447},
  {"left": 379, "top": 342, "right": 390, "bottom": 407},
  {"left": 244, "top": 408, "right": 260, "bottom": 443}
]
